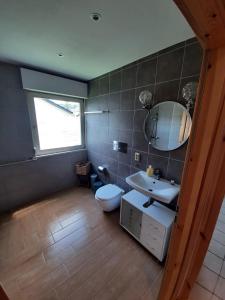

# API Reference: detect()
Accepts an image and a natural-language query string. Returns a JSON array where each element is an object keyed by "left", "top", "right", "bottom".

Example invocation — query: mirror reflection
[{"left": 145, "top": 101, "right": 192, "bottom": 151}]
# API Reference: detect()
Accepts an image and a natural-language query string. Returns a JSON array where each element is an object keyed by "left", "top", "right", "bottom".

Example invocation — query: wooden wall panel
[
  {"left": 175, "top": 0, "right": 225, "bottom": 49},
  {"left": 158, "top": 1, "right": 225, "bottom": 299},
  {"left": 0, "top": 285, "right": 9, "bottom": 300}
]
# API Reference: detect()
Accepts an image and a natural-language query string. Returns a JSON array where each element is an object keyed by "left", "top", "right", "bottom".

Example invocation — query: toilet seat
[
  {"left": 95, "top": 184, "right": 124, "bottom": 212},
  {"left": 95, "top": 184, "right": 123, "bottom": 201}
]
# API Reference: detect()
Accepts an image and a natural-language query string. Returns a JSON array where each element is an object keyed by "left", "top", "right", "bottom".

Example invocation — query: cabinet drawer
[
  {"left": 142, "top": 214, "right": 165, "bottom": 239},
  {"left": 140, "top": 231, "right": 163, "bottom": 251},
  {"left": 120, "top": 200, "right": 142, "bottom": 239},
  {"left": 141, "top": 238, "right": 163, "bottom": 260}
]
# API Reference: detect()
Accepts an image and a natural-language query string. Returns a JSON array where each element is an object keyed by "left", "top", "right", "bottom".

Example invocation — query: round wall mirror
[{"left": 144, "top": 101, "right": 192, "bottom": 151}]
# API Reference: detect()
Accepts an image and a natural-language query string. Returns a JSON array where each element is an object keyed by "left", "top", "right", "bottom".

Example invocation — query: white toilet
[{"left": 95, "top": 184, "right": 124, "bottom": 212}]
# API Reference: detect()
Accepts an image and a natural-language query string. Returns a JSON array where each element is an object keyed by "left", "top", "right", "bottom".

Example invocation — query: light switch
[{"left": 134, "top": 152, "right": 141, "bottom": 162}]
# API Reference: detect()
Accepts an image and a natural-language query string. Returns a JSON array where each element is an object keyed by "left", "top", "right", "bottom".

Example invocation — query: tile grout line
[
  {"left": 91, "top": 73, "right": 200, "bottom": 98},
  {"left": 167, "top": 44, "right": 186, "bottom": 171}
]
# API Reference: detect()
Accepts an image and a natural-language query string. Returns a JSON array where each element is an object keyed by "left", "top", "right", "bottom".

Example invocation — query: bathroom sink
[{"left": 126, "top": 171, "right": 180, "bottom": 204}]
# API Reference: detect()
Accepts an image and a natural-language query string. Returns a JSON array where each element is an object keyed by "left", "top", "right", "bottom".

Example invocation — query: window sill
[
  {"left": 0, "top": 148, "right": 87, "bottom": 167},
  {"left": 35, "top": 147, "right": 87, "bottom": 159}
]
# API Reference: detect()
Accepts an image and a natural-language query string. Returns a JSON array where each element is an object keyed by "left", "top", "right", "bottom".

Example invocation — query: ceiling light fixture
[{"left": 90, "top": 12, "right": 102, "bottom": 22}]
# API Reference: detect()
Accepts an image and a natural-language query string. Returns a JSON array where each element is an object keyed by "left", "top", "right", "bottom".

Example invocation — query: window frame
[{"left": 27, "top": 91, "right": 85, "bottom": 156}]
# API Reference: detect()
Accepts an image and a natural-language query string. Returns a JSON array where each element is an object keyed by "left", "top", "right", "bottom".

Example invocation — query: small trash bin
[
  {"left": 92, "top": 181, "right": 104, "bottom": 192},
  {"left": 90, "top": 173, "right": 98, "bottom": 185},
  {"left": 90, "top": 173, "right": 104, "bottom": 192}
]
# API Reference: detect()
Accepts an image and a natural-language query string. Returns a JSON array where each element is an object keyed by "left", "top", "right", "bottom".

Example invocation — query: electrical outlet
[{"left": 134, "top": 152, "right": 141, "bottom": 162}]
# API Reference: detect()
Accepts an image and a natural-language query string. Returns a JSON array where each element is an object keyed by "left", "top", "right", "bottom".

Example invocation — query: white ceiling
[{"left": 0, "top": 0, "right": 194, "bottom": 81}]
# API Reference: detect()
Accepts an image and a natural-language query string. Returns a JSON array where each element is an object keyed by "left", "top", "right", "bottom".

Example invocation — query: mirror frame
[{"left": 144, "top": 101, "right": 192, "bottom": 151}]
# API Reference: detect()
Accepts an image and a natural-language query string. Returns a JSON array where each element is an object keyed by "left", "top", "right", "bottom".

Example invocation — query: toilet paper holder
[{"left": 98, "top": 166, "right": 107, "bottom": 174}]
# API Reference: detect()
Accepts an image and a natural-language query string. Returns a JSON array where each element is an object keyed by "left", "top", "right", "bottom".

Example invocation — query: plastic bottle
[{"left": 146, "top": 165, "right": 154, "bottom": 176}]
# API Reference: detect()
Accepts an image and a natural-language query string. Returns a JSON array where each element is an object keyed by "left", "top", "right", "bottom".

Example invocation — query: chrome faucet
[{"left": 154, "top": 168, "right": 161, "bottom": 180}]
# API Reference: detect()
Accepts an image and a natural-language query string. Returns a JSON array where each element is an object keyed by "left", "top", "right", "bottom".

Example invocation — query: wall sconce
[
  {"left": 182, "top": 82, "right": 198, "bottom": 111},
  {"left": 139, "top": 90, "right": 153, "bottom": 110}
]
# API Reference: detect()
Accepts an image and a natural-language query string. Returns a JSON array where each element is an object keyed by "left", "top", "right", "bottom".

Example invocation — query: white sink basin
[{"left": 126, "top": 171, "right": 180, "bottom": 204}]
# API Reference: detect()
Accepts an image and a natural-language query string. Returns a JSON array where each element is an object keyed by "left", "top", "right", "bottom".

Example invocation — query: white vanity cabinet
[{"left": 120, "top": 189, "right": 176, "bottom": 261}]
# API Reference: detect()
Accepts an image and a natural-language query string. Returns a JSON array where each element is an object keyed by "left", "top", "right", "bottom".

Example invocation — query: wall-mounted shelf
[{"left": 84, "top": 110, "right": 109, "bottom": 115}]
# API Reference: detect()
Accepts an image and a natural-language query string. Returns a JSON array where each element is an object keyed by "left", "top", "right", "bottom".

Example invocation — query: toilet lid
[{"left": 96, "top": 184, "right": 123, "bottom": 201}]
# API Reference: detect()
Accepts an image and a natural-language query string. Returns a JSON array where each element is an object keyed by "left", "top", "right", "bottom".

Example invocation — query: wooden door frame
[{"left": 158, "top": 1, "right": 225, "bottom": 299}]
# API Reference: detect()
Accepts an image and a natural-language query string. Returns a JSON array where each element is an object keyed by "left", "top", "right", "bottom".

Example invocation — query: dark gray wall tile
[
  {"left": 110, "top": 71, "right": 121, "bottom": 92},
  {"left": 99, "top": 75, "right": 109, "bottom": 95},
  {"left": 136, "top": 59, "right": 157, "bottom": 87},
  {"left": 118, "top": 162, "right": 131, "bottom": 179},
  {"left": 86, "top": 95, "right": 108, "bottom": 111},
  {"left": 103, "top": 143, "right": 118, "bottom": 160},
  {"left": 85, "top": 96, "right": 98, "bottom": 111},
  {"left": 108, "top": 92, "right": 120, "bottom": 111},
  {"left": 186, "top": 37, "right": 198, "bottom": 45},
  {"left": 137, "top": 53, "right": 158, "bottom": 64},
  {"left": 0, "top": 63, "right": 22, "bottom": 90},
  {"left": 118, "top": 148, "right": 132, "bottom": 165},
  {"left": 122, "top": 60, "right": 137, "bottom": 70},
  {"left": 154, "top": 80, "right": 180, "bottom": 103},
  {"left": 118, "top": 129, "right": 133, "bottom": 147},
  {"left": 132, "top": 131, "right": 148, "bottom": 152},
  {"left": 122, "top": 65, "right": 137, "bottom": 90},
  {"left": 170, "top": 143, "right": 187, "bottom": 161},
  {"left": 88, "top": 79, "right": 99, "bottom": 97},
  {"left": 86, "top": 124, "right": 108, "bottom": 145},
  {"left": 106, "top": 157, "right": 118, "bottom": 175},
  {"left": 116, "top": 177, "right": 130, "bottom": 192},
  {"left": 134, "top": 109, "right": 148, "bottom": 131},
  {"left": 147, "top": 154, "right": 168, "bottom": 178},
  {"left": 149, "top": 144, "right": 169, "bottom": 158},
  {"left": 86, "top": 111, "right": 108, "bottom": 128},
  {"left": 157, "top": 48, "right": 184, "bottom": 82},
  {"left": 157, "top": 41, "right": 185, "bottom": 56},
  {"left": 121, "top": 89, "right": 135, "bottom": 110},
  {"left": 182, "top": 43, "right": 203, "bottom": 77},
  {"left": 108, "top": 128, "right": 119, "bottom": 144},
  {"left": 166, "top": 159, "right": 184, "bottom": 184},
  {"left": 109, "top": 111, "right": 134, "bottom": 130}
]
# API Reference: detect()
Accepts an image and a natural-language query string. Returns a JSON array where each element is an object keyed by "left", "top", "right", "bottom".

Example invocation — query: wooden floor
[{"left": 0, "top": 187, "right": 163, "bottom": 300}]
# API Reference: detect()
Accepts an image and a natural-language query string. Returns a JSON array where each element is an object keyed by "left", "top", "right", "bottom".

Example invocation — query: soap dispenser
[{"left": 146, "top": 165, "right": 154, "bottom": 177}]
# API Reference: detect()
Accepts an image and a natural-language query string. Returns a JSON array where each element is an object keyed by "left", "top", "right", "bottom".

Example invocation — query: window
[{"left": 27, "top": 92, "right": 84, "bottom": 155}]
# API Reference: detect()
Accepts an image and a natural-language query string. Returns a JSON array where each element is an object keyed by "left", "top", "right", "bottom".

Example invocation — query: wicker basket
[{"left": 75, "top": 161, "right": 91, "bottom": 176}]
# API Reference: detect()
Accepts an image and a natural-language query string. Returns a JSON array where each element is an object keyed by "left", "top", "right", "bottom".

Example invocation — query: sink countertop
[{"left": 123, "top": 189, "right": 176, "bottom": 227}]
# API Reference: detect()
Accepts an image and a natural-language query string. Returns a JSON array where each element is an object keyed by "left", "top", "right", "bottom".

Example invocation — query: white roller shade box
[{"left": 20, "top": 68, "right": 88, "bottom": 99}]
